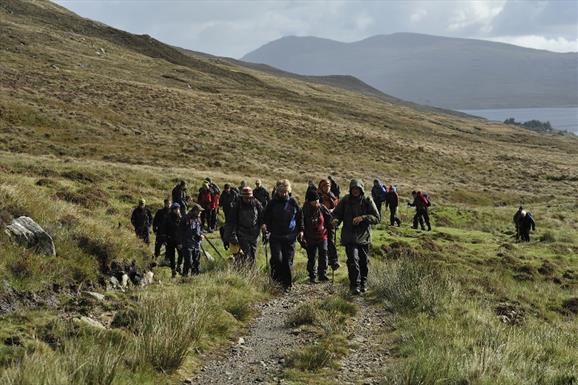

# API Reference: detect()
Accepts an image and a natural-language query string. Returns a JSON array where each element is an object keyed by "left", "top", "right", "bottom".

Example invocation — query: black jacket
[
  {"left": 518, "top": 213, "right": 536, "bottom": 232},
  {"left": 253, "top": 186, "right": 270, "bottom": 208},
  {"left": 332, "top": 180, "right": 380, "bottom": 245},
  {"left": 161, "top": 211, "right": 181, "bottom": 245},
  {"left": 153, "top": 207, "right": 170, "bottom": 234},
  {"left": 263, "top": 195, "right": 303, "bottom": 241},
  {"left": 131, "top": 206, "right": 152, "bottom": 229},
  {"left": 229, "top": 197, "right": 264, "bottom": 242}
]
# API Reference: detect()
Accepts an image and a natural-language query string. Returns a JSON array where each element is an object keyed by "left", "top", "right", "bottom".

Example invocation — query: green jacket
[{"left": 332, "top": 179, "right": 380, "bottom": 245}]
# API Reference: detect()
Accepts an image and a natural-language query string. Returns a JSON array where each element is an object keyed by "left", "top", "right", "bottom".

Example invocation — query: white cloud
[
  {"left": 410, "top": 9, "right": 427, "bottom": 23},
  {"left": 448, "top": 0, "right": 507, "bottom": 33},
  {"left": 488, "top": 35, "right": 578, "bottom": 53}
]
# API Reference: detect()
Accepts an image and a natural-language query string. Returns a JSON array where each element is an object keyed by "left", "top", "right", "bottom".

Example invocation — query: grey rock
[
  {"left": 5, "top": 216, "right": 56, "bottom": 256},
  {"left": 83, "top": 291, "right": 105, "bottom": 301},
  {"left": 74, "top": 316, "right": 105, "bottom": 330}
]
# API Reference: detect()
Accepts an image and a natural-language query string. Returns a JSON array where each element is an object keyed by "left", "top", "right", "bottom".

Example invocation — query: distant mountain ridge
[{"left": 243, "top": 33, "right": 578, "bottom": 109}]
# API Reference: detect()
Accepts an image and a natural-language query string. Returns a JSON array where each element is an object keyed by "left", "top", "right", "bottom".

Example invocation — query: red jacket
[{"left": 198, "top": 188, "right": 212, "bottom": 209}]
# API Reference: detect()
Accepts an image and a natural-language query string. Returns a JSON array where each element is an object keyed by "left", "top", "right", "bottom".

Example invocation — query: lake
[{"left": 458, "top": 107, "right": 578, "bottom": 134}]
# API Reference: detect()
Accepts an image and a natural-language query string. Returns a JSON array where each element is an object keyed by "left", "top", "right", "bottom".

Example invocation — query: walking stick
[
  {"left": 204, "top": 236, "right": 224, "bottom": 259},
  {"left": 200, "top": 245, "right": 215, "bottom": 263}
]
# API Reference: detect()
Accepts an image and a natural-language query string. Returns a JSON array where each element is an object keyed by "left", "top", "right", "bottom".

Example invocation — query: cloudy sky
[{"left": 54, "top": 0, "right": 578, "bottom": 58}]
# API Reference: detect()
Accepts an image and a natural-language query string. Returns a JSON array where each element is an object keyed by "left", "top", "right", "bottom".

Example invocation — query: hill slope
[{"left": 243, "top": 33, "right": 578, "bottom": 109}]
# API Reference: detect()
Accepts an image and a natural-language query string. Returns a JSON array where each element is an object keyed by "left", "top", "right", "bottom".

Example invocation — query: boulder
[{"left": 5, "top": 216, "right": 56, "bottom": 256}]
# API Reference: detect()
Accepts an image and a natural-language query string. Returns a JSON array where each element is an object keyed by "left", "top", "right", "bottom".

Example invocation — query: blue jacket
[
  {"left": 180, "top": 216, "right": 203, "bottom": 250},
  {"left": 263, "top": 196, "right": 303, "bottom": 241}
]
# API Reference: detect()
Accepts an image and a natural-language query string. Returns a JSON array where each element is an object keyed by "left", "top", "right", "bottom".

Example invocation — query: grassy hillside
[{"left": 0, "top": 1, "right": 576, "bottom": 384}]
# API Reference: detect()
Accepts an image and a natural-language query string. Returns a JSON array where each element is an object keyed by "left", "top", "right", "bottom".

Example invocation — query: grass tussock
[{"left": 286, "top": 335, "right": 349, "bottom": 372}]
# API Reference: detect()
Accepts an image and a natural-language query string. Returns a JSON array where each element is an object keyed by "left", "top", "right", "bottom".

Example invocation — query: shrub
[
  {"left": 129, "top": 290, "right": 208, "bottom": 373},
  {"left": 286, "top": 302, "right": 319, "bottom": 327}
]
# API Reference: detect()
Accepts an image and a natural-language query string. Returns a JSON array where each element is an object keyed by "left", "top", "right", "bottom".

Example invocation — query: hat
[
  {"left": 190, "top": 203, "right": 204, "bottom": 213},
  {"left": 170, "top": 202, "right": 180, "bottom": 209},
  {"left": 242, "top": 187, "right": 253, "bottom": 197},
  {"left": 306, "top": 189, "right": 319, "bottom": 202}
]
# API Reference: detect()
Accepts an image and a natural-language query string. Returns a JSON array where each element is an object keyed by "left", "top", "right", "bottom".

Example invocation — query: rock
[
  {"left": 5, "top": 216, "right": 56, "bottom": 256},
  {"left": 83, "top": 291, "right": 105, "bottom": 301},
  {"left": 141, "top": 271, "right": 154, "bottom": 286},
  {"left": 74, "top": 316, "right": 105, "bottom": 330},
  {"left": 238, "top": 337, "right": 245, "bottom": 345}
]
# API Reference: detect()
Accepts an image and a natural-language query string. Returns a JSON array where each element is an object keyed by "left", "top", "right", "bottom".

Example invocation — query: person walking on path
[
  {"left": 163, "top": 202, "right": 182, "bottom": 278},
  {"left": 172, "top": 180, "right": 189, "bottom": 215},
  {"left": 513, "top": 206, "right": 524, "bottom": 240},
  {"left": 328, "top": 176, "right": 341, "bottom": 199},
  {"left": 385, "top": 185, "right": 401, "bottom": 226},
  {"left": 131, "top": 198, "right": 153, "bottom": 244},
  {"left": 262, "top": 179, "right": 303, "bottom": 292},
  {"left": 179, "top": 204, "right": 204, "bottom": 276},
  {"left": 371, "top": 178, "right": 387, "bottom": 217},
  {"left": 517, "top": 210, "right": 536, "bottom": 242},
  {"left": 198, "top": 181, "right": 214, "bottom": 232},
  {"left": 227, "top": 187, "right": 264, "bottom": 266},
  {"left": 409, "top": 191, "right": 431, "bottom": 231},
  {"left": 318, "top": 179, "right": 340, "bottom": 270},
  {"left": 302, "top": 189, "right": 332, "bottom": 283},
  {"left": 152, "top": 198, "right": 171, "bottom": 258},
  {"left": 332, "top": 179, "right": 380, "bottom": 295},
  {"left": 253, "top": 179, "right": 271, "bottom": 208}
]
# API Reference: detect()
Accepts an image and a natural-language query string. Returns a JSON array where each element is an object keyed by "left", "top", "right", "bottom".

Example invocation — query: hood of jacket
[{"left": 349, "top": 179, "right": 365, "bottom": 195}]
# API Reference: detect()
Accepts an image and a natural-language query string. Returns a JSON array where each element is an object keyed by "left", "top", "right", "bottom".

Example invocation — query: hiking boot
[
  {"left": 318, "top": 275, "right": 329, "bottom": 282},
  {"left": 309, "top": 276, "right": 317, "bottom": 284},
  {"left": 360, "top": 284, "right": 367, "bottom": 293},
  {"left": 351, "top": 287, "right": 361, "bottom": 296},
  {"left": 330, "top": 262, "right": 340, "bottom": 271},
  {"left": 427, "top": 226, "right": 432, "bottom": 231}
]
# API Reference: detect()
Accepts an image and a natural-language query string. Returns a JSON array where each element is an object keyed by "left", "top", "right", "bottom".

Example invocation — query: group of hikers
[{"left": 130, "top": 176, "right": 535, "bottom": 294}]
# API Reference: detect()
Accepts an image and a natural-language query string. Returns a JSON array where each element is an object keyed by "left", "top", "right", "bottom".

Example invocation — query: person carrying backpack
[
  {"left": 262, "top": 179, "right": 303, "bottom": 292},
  {"left": 171, "top": 181, "right": 189, "bottom": 214},
  {"left": 385, "top": 185, "right": 401, "bottom": 226},
  {"left": 302, "top": 189, "right": 332, "bottom": 283},
  {"left": 371, "top": 178, "right": 387, "bottom": 216},
  {"left": 318, "top": 179, "right": 340, "bottom": 270},
  {"left": 131, "top": 198, "right": 153, "bottom": 244},
  {"left": 228, "top": 187, "right": 264, "bottom": 266},
  {"left": 179, "top": 204, "right": 204, "bottom": 276},
  {"left": 152, "top": 198, "right": 171, "bottom": 258},
  {"left": 198, "top": 181, "right": 213, "bottom": 231},
  {"left": 409, "top": 191, "right": 431, "bottom": 231},
  {"left": 517, "top": 210, "right": 536, "bottom": 242},
  {"left": 332, "top": 179, "right": 380, "bottom": 295}
]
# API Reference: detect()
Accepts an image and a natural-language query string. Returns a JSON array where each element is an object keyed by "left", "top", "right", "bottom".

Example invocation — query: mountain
[{"left": 242, "top": 33, "right": 578, "bottom": 109}]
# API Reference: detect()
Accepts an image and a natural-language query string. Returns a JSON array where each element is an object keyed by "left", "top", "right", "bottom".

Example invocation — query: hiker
[
  {"left": 517, "top": 210, "right": 536, "bottom": 242},
  {"left": 206, "top": 178, "right": 220, "bottom": 232},
  {"left": 219, "top": 183, "right": 237, "bottom": 221},
  {"left": 253, "top": 179, "right": 270, "bottom": 208},
  {"left": 198, "top": 180, "right": 214, "bottom": 232},
  {"left": 409, "top": 191, "right": 431, "bottom": 231},
  {"left": 152, "top": 199, "right": 171, "bottom": 258},
  {"left": 163, "top": 202, "right": 182, "bottom": 278},
  {"left": 228, "top": 186, "right": 264, "bottom": 266},
  {"left": 238, "top": 180, "right": 247, "bottom": 193},
  {"left": 302, "top": 189, "right": 332, "bottom": 283},
  {"left": 262, "top": 179, "right": 303, "bottom": 291},
  {"left": 385, "top": 185, "right": 401, "bottom": 226},
  {"left": 332, "top": 180, "right": 380, "bottom": 295},
  {"left": 306, "top": 180, "right": 317, "bottom": 197},
  {"left": 328, "top": 176, "right": 341, "bottom": 199},
  {"left": 131, "top": 198, "right": 153, "bottom": 244},
  {"left": 513, "top": 206, "right": 524, "bottom": 240},
  {"left": 171, "top": 180, "right": 189, "bottom": 214},
  {"left": 318, "top": 179, "right": 340, "bottom": 270},
  {"left": 371, "top": 178, "right": 387, "bottom": 216},
  {"left": 179, "top": 204, "right": 204, "bottom": 275}
]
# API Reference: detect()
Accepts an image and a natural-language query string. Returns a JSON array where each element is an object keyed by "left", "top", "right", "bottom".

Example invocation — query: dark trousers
[
  {"left": 269, "top": 239, "right": 295, "bottom": 289},
  {"left": 345, "top": 244, "right": 369, "bottom": 290},
  {"left": 239, "top": 237, "right": 258, "bottom": 265},
  {"left": 182, "top": 247, "right": 201, "bottom": 275},
  {"left": 135, "top": 227, "right": 150, "bottom": 244},
  {"left": 166, "top": 243, "right": 177, "bottom": 277},
  {"left": 376, "top": 201, "right": 383, "bottom": 217},
  {"left": 306, "top": 240, "right": 328, "bottom": 279},
  {"left": 389, "top": 205, "right": 401, "bottom": 226},
  {"left": 210, "top": 209, "right": 217, "bottom": 230},
  {"left": 520, "top": 228, "right": 530, "bottom": 242},
  {"left": 327, "top": 228, "right": 339, "bottom": 267},
  {"left": 413, "top": 208, "right": 431, "bottom": 230},
  {"left": 201, "top": 209, "right": 216, "bottom": 230},
  {"left": 154, "top": 234, "right": 167, "bottom": 258}
]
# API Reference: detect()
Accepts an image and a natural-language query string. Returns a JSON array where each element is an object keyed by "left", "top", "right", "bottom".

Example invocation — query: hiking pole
[{"left": 204, "top": 236, "right": 224, "bottom": 259}]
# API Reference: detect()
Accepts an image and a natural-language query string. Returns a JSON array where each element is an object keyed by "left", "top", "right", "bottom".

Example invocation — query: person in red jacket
[
  {"left": 198, "top": 181, "right": 213, "bottom": 232},
  {"left": 318, "top": 179, "right": 340, "bottom": 270},
  {"left": 302, "top": 189, "right": 332, "bottom": 283}
]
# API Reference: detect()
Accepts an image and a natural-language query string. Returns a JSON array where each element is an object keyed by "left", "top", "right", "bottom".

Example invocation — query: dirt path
[
  {"left": 186, "top": 284, "right": 325, "bottom": 385},
  {"left": 335, "top": 295, "right": 391, "bottom": 385},
  {"left": 185, "top": 285, "right": 390, "bottom": 385}
]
